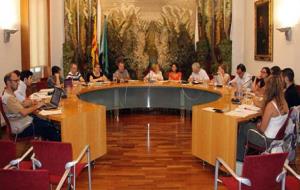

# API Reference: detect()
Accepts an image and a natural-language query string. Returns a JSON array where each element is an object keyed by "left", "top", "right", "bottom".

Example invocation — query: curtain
[{"left": 29, "top": 0, "right": 48, "bottom": 67}]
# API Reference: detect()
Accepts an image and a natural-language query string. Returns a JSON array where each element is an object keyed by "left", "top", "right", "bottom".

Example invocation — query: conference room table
[{"left": 43, "top": 80, "right": 260, "bottom": 170}]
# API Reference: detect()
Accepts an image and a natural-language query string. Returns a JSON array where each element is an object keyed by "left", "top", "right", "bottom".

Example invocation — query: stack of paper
[
  {"left": 225, "top": 104, "right": 260, "bottom": 118},
  {"left": 39, "top": 88, "right": 54, "bottom": 93},
  {"left": 30, "top": 93, "right": 51, "bottom": 100},
  {"left": 39, "top": 109, "right": 62, "bottom": 116},
  {"left": 238, "top": 104, "right": 261, "bottom": 112}
]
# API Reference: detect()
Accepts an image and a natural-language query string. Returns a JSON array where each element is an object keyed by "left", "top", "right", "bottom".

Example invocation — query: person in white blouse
[
  {"left": 215, "top": 64, "right": 230, "bottom": 85},
  {"left": 144, "top": 63, "right": 164, "bottom": 81},
  {"left": 188, "top": 62, "right": 209, "bottom": 83},
  {"left": 229, "top": 64, "right": 252, "bottom": 88}
]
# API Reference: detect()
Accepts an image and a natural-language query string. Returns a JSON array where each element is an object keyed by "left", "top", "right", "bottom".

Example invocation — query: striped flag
[
  {"left": 100, "top": 16, "right": 109, "bottom": 75},
  {"left": 97, "top": 0, "right": 102, "bottom": 49},
  {"left": 91, "top": 15, "right": 99, "bottom": 66}
]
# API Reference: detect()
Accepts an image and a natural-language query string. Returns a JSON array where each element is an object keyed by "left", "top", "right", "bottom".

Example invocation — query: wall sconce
[
  {"left": 277, "top": 27, "right": 292, "bottom": 41},
  {"left": 3, "top": 29, "right": 18, "bottom": 43}
]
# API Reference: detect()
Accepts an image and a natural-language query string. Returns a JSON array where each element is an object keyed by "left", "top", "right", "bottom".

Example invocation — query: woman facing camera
[
  {"left": 237, "top": 75, "right": 291, "bottom": 161},
  {"left": 89, "top": 64, "right": 108, "bottom": 82},
  {"left": 252, "top": 67, "right": 270, "bottom": 95},
  {"left": 144, "top": 63, "right": 164, "bottom": 81},
  {"left": 188, "top": 62, "right": 209, "bottom": 83},
  {"left": 216, "top": 64, "right": 230, "bottom": 85},
  {"left": 168, "top": 63, "right": 182, "bottom": 81}
]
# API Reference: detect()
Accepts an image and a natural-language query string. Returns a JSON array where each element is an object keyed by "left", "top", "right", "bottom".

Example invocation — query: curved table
[
  {"left": 47, "top": 81, "right": 259, "bottom": 170},
  {"left": 79, "top": 84, "right": 221, "bottom": 110}
]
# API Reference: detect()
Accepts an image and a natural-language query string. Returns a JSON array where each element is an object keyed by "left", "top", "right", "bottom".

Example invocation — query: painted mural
[{"left": 63, "top": 0, "right": 232, "bottom": 79}]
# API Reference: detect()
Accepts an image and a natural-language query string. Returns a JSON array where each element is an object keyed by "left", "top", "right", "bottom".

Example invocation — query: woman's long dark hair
[{"left": 171, "top": 63, "right": 180, "bottom": 73}]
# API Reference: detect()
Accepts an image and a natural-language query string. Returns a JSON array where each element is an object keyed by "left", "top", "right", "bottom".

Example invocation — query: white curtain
[{"left": 29, "top": 0, "right": 48, "bottom": 67}]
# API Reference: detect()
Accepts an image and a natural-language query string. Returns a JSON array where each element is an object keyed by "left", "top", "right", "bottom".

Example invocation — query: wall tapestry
[{"left": 63, "top": 0, "right": 232, "bottom": 79}]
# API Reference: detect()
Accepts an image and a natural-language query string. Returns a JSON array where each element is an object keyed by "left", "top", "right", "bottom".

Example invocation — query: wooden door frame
[{"left": 20, "top": 0, "right": 51, "bottom": 77}]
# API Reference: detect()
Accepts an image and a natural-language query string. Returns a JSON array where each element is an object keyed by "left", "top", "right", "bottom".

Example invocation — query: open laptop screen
[{"left": 50, "top": 88, "right": 63, "bottom": 106}]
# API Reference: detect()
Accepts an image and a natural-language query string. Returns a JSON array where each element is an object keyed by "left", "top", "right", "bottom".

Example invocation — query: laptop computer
[{"left": 42, "top": 87, "right": 63, "bottom": 110}]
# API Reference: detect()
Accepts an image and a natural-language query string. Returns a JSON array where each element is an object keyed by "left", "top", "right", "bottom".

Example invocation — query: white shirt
[
  {"left": 189, "top": 69, "right": 209, "bottom": 82},
  {"left": 229, "top": 72, "right": 252, "bottom": 88},
  {"left": 264, "top": 101, "right": 294, "bottom": 138},
  {"left": 145, "top": 71, "right": 164, "bottom": 81},
  {"left": 2, "top": 91, "right": 33, "bottom": 134},
  {"left": 14, "top": 80, "right": 27, "bottom": 102}
]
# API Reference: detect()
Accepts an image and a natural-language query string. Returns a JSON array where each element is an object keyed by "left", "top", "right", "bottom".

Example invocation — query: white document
[
  {"left": 202, "top": 107, "right": 216, "bottom": 112},
  {"left": 39, "top": 109, "right": 62, "bottom": 116}
]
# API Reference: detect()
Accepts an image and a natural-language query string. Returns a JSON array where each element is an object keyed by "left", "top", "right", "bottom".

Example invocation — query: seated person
[
  {"left": 229, "top": 63, "right": 252, "bottom": 88},
  {"left": 271, "top": 66, "right": 281, "bottom": 76},
  {"left": 282, "top": 68, "right": 300, "bottom": 108},
  {"left": 168, "top": 63, "right": 182, "bottom": 81},
  {"left": 215, "top": 64, "right": 230, "bottom": 85},
  {"left": 14, "top": 70, "right": 33, "bottom": 102},
  {"left": 144, "top": 63, "right": 164, "bottom": 81},
  {"left": 252, "top": 67, "right": 270, "bottom": 95},
  {"left": 113, "top": 61, "right": 130, "bottom": 81},
  {"left": 47, "top": 66, "right": 64, "bottom": 88},
  {"left": 188, "top": 62, "right": 209, "bottom": 83},
  {"left": 237, "top": 75, "right": 291, "bottom": 161},
  {"left": 66, "top": 63, "right": 85, "bottom": 82},
  {"left": 89, "top": 64, "right": 108, "bottom": 82},
  {"left": 2, "top": 72, "right": 60, "bottom": 141}
]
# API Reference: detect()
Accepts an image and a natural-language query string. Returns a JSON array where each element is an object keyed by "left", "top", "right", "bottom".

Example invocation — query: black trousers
[{"left": 18, "top": 116, "right": 61, "bottom": 141}]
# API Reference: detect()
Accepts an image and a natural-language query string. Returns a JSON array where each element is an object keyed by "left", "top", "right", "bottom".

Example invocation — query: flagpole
[
  {"left": 77, "top": 0, "right": 80, "bottom": 45},
  {"left": 211, "top": 0, "right": 216, "bottom": 64},
  {"left": 76, "top": 0, "right": 80, "bottom": 64},
  {"left": 88, "top": 0, "right": 92, "bottom": 48},
  {"left": 195, "top": 0, "right": 199, "bottom": 52},
  {"left": 97, "top": 0, "right": 102, "bottom": 47}
]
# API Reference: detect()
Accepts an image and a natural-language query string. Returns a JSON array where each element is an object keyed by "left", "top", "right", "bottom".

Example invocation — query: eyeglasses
[{"left": 260, "top": 70, "right": 266, "bottom": 73}]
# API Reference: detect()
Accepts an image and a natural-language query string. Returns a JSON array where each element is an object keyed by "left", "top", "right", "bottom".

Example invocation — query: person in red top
[{"left": 168, "top": 64, "right": 182, "bottom": 81}]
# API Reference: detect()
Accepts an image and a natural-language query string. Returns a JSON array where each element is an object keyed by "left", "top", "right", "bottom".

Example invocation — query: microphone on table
[{"left": 241, "top": 78, "right": 252, "bottom": 88}]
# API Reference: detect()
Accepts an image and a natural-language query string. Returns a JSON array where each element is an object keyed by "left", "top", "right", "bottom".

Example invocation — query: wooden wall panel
[{"left": 20, "top": 0, "right": 30, "bottom": 70}]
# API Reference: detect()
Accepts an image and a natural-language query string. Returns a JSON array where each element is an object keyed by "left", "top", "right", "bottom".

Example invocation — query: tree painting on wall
[{"left": 255, "top": 0, "right": 273, "bottom": 61}]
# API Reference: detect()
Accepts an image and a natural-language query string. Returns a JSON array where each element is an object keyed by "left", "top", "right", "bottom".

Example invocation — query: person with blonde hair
[
  {"left": 216, "top": 64, "right": 230, "bottom": 85},
  {"left": 237, "top": 75, "right": 291, "bottom": 161},
  {"left": 144, "top": 63, "right": 164, "bottom": 81},
  {"left": 188, "top": 62, "right": 209, "bottom": 83}
]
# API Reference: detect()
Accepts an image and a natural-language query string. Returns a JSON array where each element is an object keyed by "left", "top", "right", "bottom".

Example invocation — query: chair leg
[
  {"left": 14, "top": 133, "right": 18, "bottom": 143},
  {"left": 281, "top": 173, "right": 286, "bottom": 190},
  {"left": 73, "top": 167, "right": 76, "bottom": 190},
  {"left": 87, "top": 147, "right": 92, "bottom": 190},
  {"left": 214, "top": 160, "right": 219, "bottom": 190},
  {"left": 67, "top": 173, "right": 72, "bottom": 190}
]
